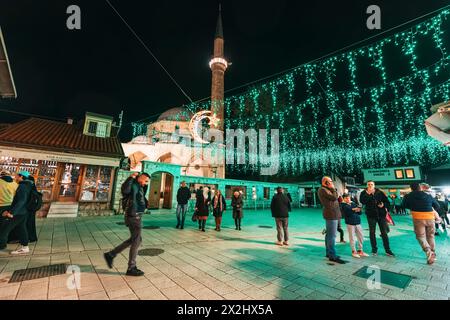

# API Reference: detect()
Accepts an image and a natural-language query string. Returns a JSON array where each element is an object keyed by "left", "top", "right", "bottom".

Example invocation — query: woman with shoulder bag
[{"left": 212, "top": 189, "right": 226, "bottom": 231}]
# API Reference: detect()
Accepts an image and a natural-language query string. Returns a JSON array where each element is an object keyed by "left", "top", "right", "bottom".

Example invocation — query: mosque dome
[{"left": 157, "top": 107, "right": 193, "bottom": 122}]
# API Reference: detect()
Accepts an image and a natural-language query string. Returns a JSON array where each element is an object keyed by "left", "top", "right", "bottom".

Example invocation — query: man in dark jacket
[
  {"left": 271, "top": 187, "right": 290, "bottom": 246},
  {"left": 317, "top": 176, "right": 346, "bottom": 264},
  {"left": 403, "top": 183, "right": 440, "bottom": 265},
  {"left": 176, "top": 181, "right": 191, "bottom": 229},
  {"left": 360, "top": 180, "right": 395, "bottom": 257},
  {"left": 104, "top": 172, "right": 150, "bottom": 276},
  {"left": 0, "top": 171, "right": 33, "bottom": 254}
]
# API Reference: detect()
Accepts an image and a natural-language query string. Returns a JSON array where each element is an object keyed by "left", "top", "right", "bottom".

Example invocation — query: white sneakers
[
  {"left": 351, "top": 252, "right": 361, "bottom": 258},
  {"left": 11, "top": 246, "right": 30, "bottom": 255}
]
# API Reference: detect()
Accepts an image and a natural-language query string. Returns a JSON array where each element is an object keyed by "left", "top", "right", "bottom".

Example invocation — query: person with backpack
[
  {"left": 8, "top": 175, "right": 40, "bottom": 244},
  {"left": 0, "top": 171, "right": 34, "bottom": 254},
  {"left": 104, "top": 172, "right": 150, "bottom": 276}
]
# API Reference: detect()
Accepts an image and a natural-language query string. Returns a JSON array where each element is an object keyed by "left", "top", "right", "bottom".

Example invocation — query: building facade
[{"left": 0, "top": 113, "right": 124, "bottom": 217}]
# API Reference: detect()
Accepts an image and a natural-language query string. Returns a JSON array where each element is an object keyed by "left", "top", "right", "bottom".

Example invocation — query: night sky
[{"left": 0, "top": 0, "right": 449, "bottom": 141}]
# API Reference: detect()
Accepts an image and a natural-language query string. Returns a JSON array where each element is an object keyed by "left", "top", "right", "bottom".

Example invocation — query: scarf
[{"left": 214, "top": 194, "right": 223, "bottom": 211}]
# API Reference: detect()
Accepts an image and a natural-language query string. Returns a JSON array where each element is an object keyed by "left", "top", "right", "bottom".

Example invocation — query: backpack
[{"left": 27, "top": 187, "right": 43, "bottom": 212}]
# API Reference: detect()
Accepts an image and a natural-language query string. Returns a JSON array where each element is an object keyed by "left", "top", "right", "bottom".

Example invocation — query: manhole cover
[
  {"left": 138, "top": 248, "right": 164, "bottom": 256},
  {"left": 353, "top": 266, "right": 413, "bottom": 289},
  {"left": 258, "top": 226, "right": 273, "bottom": 229},
  {"left": 143, "top": 226, "right": 160, "bottom": 230},
  {"left": 9, "top": 264, "right": 67, "bottom": 283}
]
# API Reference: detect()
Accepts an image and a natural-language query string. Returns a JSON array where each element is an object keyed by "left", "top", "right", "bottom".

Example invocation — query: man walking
[
  {"left": 104, "top": 172, "right": 150, "bottom": 276},
  {"left": 176, "top": 181, "right": 191, "bottom": 229},
  {"left": 0, "top": 171, "right": 33, "bottom": 254},
  {"left": 318, "top": 176, "right": 346, "bottom": 264},
  {"left": 271, "top": 187, "right": 290, "bottom": 246},
  {"left": 403, "top": 183, "right": 440, "bottom": 264},
  {"left": 360, "top": 181, "right": 395, "bottom": 257}
]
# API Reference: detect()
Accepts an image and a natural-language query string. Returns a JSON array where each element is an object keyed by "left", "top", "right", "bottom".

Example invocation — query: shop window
[
  {"left": 394, "top": 169, "right": 404, "bottom": 179},
  {"left": 405, "top": 168, "right": 415, "bottom": 179},
  {"left": 0, "top": 158, "right": 57, "bottom": 202},
  {"left": 81, "top": 165, "right": 112, "bottom": 202}
]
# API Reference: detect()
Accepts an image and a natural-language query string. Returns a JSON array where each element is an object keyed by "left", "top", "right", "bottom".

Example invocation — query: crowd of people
[
  {"left": 0, "top": 170, "right": 39, "bottom": 255},
  {"left": 318, "top": 176, "right": 449, "bottom": 265},
  {"left": 105, "top": 172, "right": 449, "bottom": 275}
]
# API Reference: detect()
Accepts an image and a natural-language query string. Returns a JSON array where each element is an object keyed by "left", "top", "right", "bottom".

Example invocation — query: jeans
[
  {"left": 109, "top": 215, "right": 142, "bottom": 270},
  {"left": 0, "top": 214, "right": 28, "bottom": 248},
  {"left": 413, "top": 219, "right": 435, "bottom": 253},
  {"left": 325, "top": 220, "right": 338, "bottom": 259},
  {"left": 367, "top": 216, "right": 391, "bottom": 253},
  {"left": 176, "top": 204, "right": 188, "bottom": 227},
  {"left": 275, "top": 218, "right": 289, "bottom": 242}
]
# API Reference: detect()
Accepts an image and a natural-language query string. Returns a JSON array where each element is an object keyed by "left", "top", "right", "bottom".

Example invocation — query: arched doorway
[{"left": 148, "top": 171, "right": 174, "bottom": 209}]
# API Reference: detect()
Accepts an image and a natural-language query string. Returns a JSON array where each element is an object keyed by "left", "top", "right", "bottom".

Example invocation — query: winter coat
[
  {"left": 9, "top": 180, "right": 33, "bottom": 217},
  {"left": 122, "top": 177, "right": 146, "bottom": 216},
  {"left": 436, "top": 200, "right": 448, "bottom": 217},
  {"left": 340, "top": 202, "right": 362, "bottom": 225},
  {"left": 270, "top": 193, "right": 290, "bottom": 218},
  {"left": 402, "top": 191, "right": 440, "bottom": 220},
  {"left": 0, "top": 176, "right": 18, "bottom": 207},
  {"left": 359, "top": 188, "right": 389, "bottom": 218},
  {"left": 317, "top": 186, "right": 341, "bottom": 220},
  {"left": 212, "top": 194, "right": 226, "bottom": 217},
  {"left": 195, "top": 193, "right": 211, "bottom": 217},
  {"left": 231, "top": 195, "right": 244, "bottom": 219},
  {"left": 177, "top": 186, "right": 191, "bottom": 205}
]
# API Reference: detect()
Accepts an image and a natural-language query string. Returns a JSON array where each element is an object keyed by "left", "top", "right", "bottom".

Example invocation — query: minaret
[{"left": 209, "top": 5, "right": 228, "bottom": 131}]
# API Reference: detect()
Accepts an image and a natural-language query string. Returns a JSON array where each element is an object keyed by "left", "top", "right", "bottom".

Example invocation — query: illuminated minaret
[{"left": 209, "top": 5, "right": 228, "bottom": 131}]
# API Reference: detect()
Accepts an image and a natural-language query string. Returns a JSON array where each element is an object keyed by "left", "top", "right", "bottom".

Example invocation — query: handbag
[
  {"left": 192, "top": 209, "right": 198, "bottom": 222},
  {"left": 386, "top": 210, "right": 395, "bottom": 226}
]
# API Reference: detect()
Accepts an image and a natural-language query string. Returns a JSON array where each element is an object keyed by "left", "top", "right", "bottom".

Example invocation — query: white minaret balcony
[{"left": 209, "top": 57, "right": 228, "bottom": 70}]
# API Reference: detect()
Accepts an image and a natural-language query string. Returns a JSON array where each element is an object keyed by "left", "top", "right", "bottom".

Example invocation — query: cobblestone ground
[{"left": 0, "top": 208, "right": 449, "bottom": 300}]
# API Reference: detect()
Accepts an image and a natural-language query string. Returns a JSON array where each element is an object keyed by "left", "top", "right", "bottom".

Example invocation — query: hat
[
  {"left": 0, "top": 169, "right": 12, "bottom": 176},
  {"left": 17, "top": 171, "right": 30, "bottom": 178}
]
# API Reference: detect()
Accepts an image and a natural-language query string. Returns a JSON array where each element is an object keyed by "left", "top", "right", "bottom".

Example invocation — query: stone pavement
[{"left": 0, "top": 208, "right": 450, "bottom": 300}]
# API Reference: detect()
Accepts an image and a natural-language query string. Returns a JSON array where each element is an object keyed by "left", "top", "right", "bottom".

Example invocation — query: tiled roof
[{"left": 0, "top": 118, "right": 124, "bottom": 158}]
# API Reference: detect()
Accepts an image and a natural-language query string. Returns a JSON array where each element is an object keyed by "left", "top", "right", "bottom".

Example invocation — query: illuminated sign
[{"left": 362, "top": 166, "right": 421, "bottom": 182}]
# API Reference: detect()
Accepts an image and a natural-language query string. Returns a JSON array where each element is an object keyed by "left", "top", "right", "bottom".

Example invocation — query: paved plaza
[{"left": 0, "top": 208, "right": 450, "bottom": 300}]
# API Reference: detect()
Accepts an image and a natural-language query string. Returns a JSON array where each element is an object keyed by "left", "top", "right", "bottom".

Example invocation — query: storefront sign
[
  {"left": 0, "top": 146, "right": 120, "bottom": 167},
  {"left": 362, "top": 166, "right": 421, "bottom": 182}
]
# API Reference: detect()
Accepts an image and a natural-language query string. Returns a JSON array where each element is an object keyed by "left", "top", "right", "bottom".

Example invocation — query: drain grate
[
  {"left": 9, "top": 264, "right": 67, "bottom": 283},
  {"left": 143, "top": 226, "right": 160, "bottom": 230},
  {"left": 258, "top": 225, "right": 273, "bottom": 229},
  {"left": 353, "top": 266, "right": 413, "bottom": 289},
  {"left": 138, "top": 248, "right": 164, "bottom": 256}
]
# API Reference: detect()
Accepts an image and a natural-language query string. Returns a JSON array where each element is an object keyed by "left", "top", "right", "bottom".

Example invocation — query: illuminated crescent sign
[{"left": 189, "top": 110, "right": 220, "bottom": 144}]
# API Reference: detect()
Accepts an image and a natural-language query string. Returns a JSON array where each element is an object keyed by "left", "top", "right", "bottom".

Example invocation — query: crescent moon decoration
[{"left": 189, "top": 110, "right": 220, "bottom": 144}]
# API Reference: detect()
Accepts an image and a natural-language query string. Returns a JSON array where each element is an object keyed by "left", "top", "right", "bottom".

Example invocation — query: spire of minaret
[{"left": 215, "top": 4, "right": 223, "bottom": 39}]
